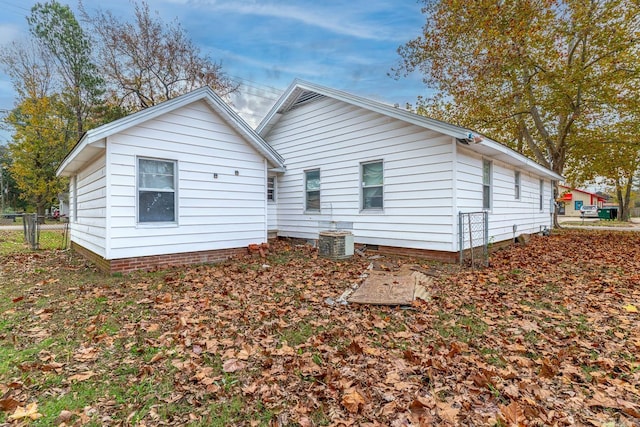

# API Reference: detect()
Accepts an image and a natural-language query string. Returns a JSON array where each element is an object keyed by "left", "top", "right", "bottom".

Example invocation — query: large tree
[
  {"left": 0, "top": 39, "right": 70, "bottom": 217},
  {"left": 28, "top": 0, "right": 104, "bottom": 138},
  {"left": 82, "top": 0, "right": 238, "bottom": 110},
  {"left": 566, "top": 96, "right": 640, "bottom": 221},
  {"left": 5, "top": 93, "right": 74, "bottom": 218},
  {"left": 396, "top": 0, "right": 639, "bottom": 180}
]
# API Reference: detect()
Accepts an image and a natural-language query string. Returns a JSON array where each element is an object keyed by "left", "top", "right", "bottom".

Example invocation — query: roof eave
[{"left": 259, "top": 80, "right": 561, "bottom": 181}]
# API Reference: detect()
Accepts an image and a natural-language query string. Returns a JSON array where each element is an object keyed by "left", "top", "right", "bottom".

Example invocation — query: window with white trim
[
  {"left": 539, "top": 179, "right": 544, "bottom": 211},
  {"left": 514, "top": 171, "right": 521, "bottom": 200},
  {"left": 267, "top": 176, "right": 276, "bottom": 202},
  {"left": 362, "top": 160, "right": 383, "bottom": 210},
  {"left": 305, "top": 169, "right": 320, "bottom": 211},
  {"left": 482, "top": 159, "right": 492, "bottom": 210},
  {"left": 138, "top": 158, "right": 176, "bottom": 223}
]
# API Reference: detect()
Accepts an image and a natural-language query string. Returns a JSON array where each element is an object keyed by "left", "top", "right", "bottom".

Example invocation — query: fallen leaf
[
  {"left": 499, "top": 401, "right": 525, "bottom": 426},
  {"left": 73, "top": 346, "right": 99, "bottom": 362},
  {"left": 342, "top": 391, "right": 365, "bottom": 414},
  {"left": 435, "top": 400, "right": 460, "bottom": 423},
  {"left": 68, "top": 371, "right": 96, "bottom": 382},
  {"left": 55, "top": 409, "right": 74, "bottom": 424},
  {"left": 8, "top": 402, "right": 42, "bottom": 421},
  {"left": 0, "top": 398, "right": 20, "bottom": 412},
  {"left": 623, "top": 304, "right": 638, "bottom": 313},
  {"left": 222, "top": 359, "right": 246, "bottom": 373}
]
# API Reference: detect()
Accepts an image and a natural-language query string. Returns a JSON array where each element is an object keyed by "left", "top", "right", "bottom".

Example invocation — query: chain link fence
[
  {"left": 459, "top": 211, "right": 489, "bottom": 268},
  {"left": 1, "top": 213, "right": 69, "bottom": 250}
]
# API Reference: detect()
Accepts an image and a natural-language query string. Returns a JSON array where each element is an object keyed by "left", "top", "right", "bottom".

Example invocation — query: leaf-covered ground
[{"left": 0, "top": 229, "right": 638, "bottom": 426}]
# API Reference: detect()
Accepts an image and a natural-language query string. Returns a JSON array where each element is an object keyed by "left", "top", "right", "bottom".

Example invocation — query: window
[
  {"left": 305, "top": 169, "right": 320, "bottom": 211},
  {"left": 267, "top": 176, "right": 276, "bottom": 202},
  {"left": 514, "top": 171, "right": 521, "bottom": 200},
  {"left": 482, "top": 159, "right": 492, "bottom": 210},
  {"left": 539, "top": 179, "right": 544, "bottom": 211},
  {"left": 138, "top": 158, "right": 176, "bottom": 223},
  {"left": 362, "top": 160, "right": 383, "bottom": 210}
]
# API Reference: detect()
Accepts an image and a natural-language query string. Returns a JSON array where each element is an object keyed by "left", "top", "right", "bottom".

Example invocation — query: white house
[
  {"left": 257, "top": 80, "right": 563, "bottom": 261},
  {"left": 56, "top": 86, "right": 285, "bottom": 273},
  {"left": 58, "top": 81, "right": 563, "bottom": 272}
]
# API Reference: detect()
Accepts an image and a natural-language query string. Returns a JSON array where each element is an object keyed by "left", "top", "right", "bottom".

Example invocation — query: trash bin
[{"left": 597, "top": 207, "right": 618, "bottom": 220}]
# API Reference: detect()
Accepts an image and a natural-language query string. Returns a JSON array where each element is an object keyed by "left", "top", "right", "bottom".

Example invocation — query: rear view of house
[
  {"left": 56, "top": 87, "right": 285, "bottom": 273},
  {"left": 58, "top": 81, "right": 563, "bottom": 272},
  {"left": 258, "top": 80, "right": 563, "bottom": 261}
]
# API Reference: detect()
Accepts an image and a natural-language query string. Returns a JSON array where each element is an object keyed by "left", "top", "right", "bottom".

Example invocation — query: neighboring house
[
  {"left": 56, "top": 87, "right": 285, "bottom": 273},
  {"left": 557, "top": 185, "right": 606, "bottom": 216},
  {"left": 257, "top": 80, "right": 563, "bottom": 261}
]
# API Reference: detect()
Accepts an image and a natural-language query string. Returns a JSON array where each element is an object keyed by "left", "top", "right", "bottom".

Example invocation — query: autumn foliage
[{"left": 0, "top": 229, "right": 638, "bottom": 425}]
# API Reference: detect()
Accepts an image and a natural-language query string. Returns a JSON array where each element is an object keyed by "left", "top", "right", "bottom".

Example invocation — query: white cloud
[
  {"left": 182, "top": 0, "right": 408, "bottom": 41},
  {"left": 0, "top": 24, "right": 22, "bottom": 44}
]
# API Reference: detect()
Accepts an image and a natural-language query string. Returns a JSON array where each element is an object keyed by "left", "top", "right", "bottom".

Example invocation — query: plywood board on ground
[{"left": 348, "top": 269, "right": 416, "bottom": 305}]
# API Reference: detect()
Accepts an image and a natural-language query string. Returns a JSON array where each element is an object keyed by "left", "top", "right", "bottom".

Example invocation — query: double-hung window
[
  {"left": 362, "top": 160, "right": 383, "bottom": 210},
  {"left": 305, "top": 169, "right": 320, "bottom": 211},
  {"left": 514, "top": 171, "right": 521, "bottom": 200},
  {"left": 482, "top": 159, "right": 492, "bottom": 210},
  {"left": 267, "top": 176, "right": 276, "bottom": 202},
  {"left": 138, "top": 158, "right": 177, "bottom": 223}
]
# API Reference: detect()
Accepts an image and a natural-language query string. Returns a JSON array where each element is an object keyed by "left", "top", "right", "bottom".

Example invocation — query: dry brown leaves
[{"left": 0, "top": 230, "right": 638, "bottom": 425}]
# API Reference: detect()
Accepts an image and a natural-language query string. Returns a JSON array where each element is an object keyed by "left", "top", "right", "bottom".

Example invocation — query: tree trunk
[
  {"left": 36, "top": 204, "right": 46, "bottom": 224},
  {"left": 616, "top": 178, "right": 633, "bottom": 222},
  {"left": 551, "top": 181, "right": 562, "bottom": 229}
]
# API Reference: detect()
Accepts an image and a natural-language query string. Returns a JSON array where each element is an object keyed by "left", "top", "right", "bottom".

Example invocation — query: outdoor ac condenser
[{"left": 318, "top": 230, "right": 354, "bottom": 259}]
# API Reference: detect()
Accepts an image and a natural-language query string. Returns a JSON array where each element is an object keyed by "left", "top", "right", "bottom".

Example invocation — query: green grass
[
  {"left": 561, "top": 220, "right": 634, "bottom": 227},
  {"left": 279, "top": 320, "right": 316, "bottom": 346},
  {"left": 434, "top": 311, "right": 488, "bottom": 343},
  {"left": 0, "top": 230, "right": 68, "bottom": 254},
  {"left": 193, "top": 397, "right": 274, "bottom": 427}
]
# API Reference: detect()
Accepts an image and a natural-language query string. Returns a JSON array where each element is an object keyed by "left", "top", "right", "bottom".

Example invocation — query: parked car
[{"left": 580, "top": 205, "right": 599, "bottom": 218}]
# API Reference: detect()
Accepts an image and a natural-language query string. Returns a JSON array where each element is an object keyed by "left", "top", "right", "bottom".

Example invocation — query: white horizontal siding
[
  {"left": 105, "top": 100, "right": 267, "bottom": 259},
  {"left": 265, "top": 97, "right": 457, "bottom": 252},
  {"left": 71, "top": 153, "right": 107, "bottom": 257},
  {"left": 455, "top": 147, "right": 552, "bottom": 248}
]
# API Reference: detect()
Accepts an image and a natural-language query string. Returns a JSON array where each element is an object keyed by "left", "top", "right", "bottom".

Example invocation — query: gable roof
[
  {"left": 57, "top": 86, "right": 285, "bottom": 177},
  {"left": 257, "top": 79, "right": 563, "bottom": 181},
  {"left": 559, "top": 185, "right": 607, "bottom": 202}
]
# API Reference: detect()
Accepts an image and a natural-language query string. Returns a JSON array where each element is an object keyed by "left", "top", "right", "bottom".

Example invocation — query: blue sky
[{"left": 0, "top": 0, "right": 431, "bottom": 142}]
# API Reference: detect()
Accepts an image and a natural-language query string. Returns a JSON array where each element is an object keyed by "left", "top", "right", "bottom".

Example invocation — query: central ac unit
[{"left": 318, "top": 230, "right": 354, "bottom": 259}]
